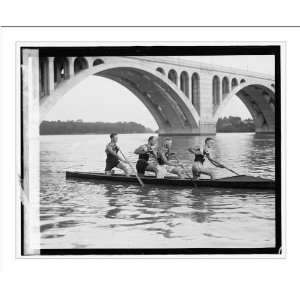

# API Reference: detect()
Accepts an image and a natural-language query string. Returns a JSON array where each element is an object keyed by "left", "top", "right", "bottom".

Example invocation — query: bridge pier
[
  {"left": 255, "top": 124, "right": 275, "bottom": 134},
  {"left": 198, "top": 121, "right": 217, "bottom": 135}
]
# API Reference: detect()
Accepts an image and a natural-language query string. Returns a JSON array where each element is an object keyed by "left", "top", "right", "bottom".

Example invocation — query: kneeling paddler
[
  {"left": 105, "top": 133, "right": 130, "bottom": 176},
  {"left": 134, "top": 136, "right": 158, "bottom": 176}
]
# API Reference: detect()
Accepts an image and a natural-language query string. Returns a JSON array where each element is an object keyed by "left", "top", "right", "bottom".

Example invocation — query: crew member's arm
[
  {"left": 106, "top": 145, "right": 126, "bottom": 163},
  {"left": 160, "top": 152, "right": 177, "bottom": 167},
  {"left": 134, "top": 145, "right": 147, "bottom": 155},
  {"left": 188, "top": 146, "right": 201, "bottom": 154}
]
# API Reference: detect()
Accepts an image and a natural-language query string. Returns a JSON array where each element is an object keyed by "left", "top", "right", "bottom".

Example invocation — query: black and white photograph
[{"left": 18, "top": 44, "right": 282, "bottom": 256}]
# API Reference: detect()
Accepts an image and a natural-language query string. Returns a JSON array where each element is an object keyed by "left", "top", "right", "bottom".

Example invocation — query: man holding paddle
[
  {"left": 134, "top": 136, "right": 158, "bottom": 176},
  {"left": 188, "top": 137, "right": 224, "bottom": 180},
  {"left": 156, "top": 138, "right": 184, "bottom": 179},
  {"left": 104, "top": 133, "right": 130, "bottom": 176}
]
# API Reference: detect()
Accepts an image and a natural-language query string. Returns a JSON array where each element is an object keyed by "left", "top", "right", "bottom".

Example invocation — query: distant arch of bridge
[
  {"left": 26, "top": 50, "right": 276, "bottom": 135},
  {"left": 213, "top": 82, "right": 275, "bottom": 133}
]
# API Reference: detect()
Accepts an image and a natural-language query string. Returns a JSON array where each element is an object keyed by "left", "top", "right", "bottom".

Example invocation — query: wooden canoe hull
[{"left": 65, "top": 171, "right": 275, "bottom": 190}]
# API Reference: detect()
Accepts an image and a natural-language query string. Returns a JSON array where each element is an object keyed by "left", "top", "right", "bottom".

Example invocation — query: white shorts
[{"left": 156, "top": 165, "right": 176, "bottom": 178}]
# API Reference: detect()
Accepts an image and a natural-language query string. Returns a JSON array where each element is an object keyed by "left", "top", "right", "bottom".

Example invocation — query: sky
[{"left": 45, "top": 55, "right": 275, "bottom": 130}]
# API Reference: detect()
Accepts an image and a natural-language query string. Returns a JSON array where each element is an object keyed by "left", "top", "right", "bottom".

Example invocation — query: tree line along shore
[
  {"left": 40, "top": 120, "right": 154, "bottom": 135},
  {"left": 216, "top": 116, "right": 255, "bottom": 132},
  {"left": 40, "top": 117, "right": 254, "bottom": 135}
]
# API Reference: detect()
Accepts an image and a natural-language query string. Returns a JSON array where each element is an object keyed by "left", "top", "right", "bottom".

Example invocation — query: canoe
[{"left": 65, "top": 171, "right": 275, "bottom": 190}]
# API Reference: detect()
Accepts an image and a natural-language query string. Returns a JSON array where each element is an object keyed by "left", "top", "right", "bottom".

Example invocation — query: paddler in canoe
[
  {"left": 134, "top": 136, "right": 158, "bottom": 176},
  {"left": 105, "top": 133, "right": 130, "bottom": 176},
  {"left": 156, "top": 137, "right": 184, "bottom": 179},
  {"left": 188, "top": 137, "right": 224, "bottom": 180}
]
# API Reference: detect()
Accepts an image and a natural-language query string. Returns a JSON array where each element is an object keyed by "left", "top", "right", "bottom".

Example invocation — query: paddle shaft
[
  {"left": 223, "top": 166, "right": 240, "bottom": 176},
  {"left": 119, "top": 149, "right": 144, "bottom": 187},
  {"left": 210, "top": 158, "right": 240, "bottom": 176}
]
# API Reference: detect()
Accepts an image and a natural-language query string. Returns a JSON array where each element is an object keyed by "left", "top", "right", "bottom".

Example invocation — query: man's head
[
  {"left": 148, "top": 136, "right": 157, "bottom": 146},
  {"left": 163, "top": 137, "right": 173, "bottom": 149},
  {"left": 110, "top": 133, "right": 118, "bottom": 143},
  {"left": 205, "top": 137, "right": 214, "bottom": 148}
]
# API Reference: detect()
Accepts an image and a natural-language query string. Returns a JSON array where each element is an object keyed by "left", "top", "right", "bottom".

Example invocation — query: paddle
[
  {"left": 209, "top": 158, "right": 240, "bottom": 176},
  {"left": 119, "top": 148, "right": 145, "bottom": 187}
]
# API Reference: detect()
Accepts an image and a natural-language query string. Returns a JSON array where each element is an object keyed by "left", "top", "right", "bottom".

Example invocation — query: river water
[{"left": 40, "top": 133, "right": 275, "bottom": 249}]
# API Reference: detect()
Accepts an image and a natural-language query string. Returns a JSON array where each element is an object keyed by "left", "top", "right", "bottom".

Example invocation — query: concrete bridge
[{"left": 23, "top": 49, "right": 275, "bottom": 135}]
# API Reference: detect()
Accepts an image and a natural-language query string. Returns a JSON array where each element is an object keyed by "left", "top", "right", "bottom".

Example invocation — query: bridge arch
[
  {"left": 93, "top": 58, "right": 104, "bottom": 66},
  {"left": 156, "top": 67, "right": 165, "bottom": 75},
  {"left": 213, "top": 82, "right": 275, "bottom": 133},
  {"left": 39, "top": 57, "right": 49, "bottom": 97},
  {"left": 222, "top": 76, "right": 230, "bottom": 99},
  {"left": 40, "top": 59, "right": 200, "bottom": 135},
  {"left": 74, "top": 57, "right": 89, "bottom": 74},
  {"left": 168, "top": 69, "right": 178, "bottom": 85},
  {"left": 231, "top": 78, "right": 238, "bottom": 89},
  {"left": 180, "top": 71, "right": 189, "bottom": 98},
  {"left": 191, "top": 73, "right": 200, "bottom": 109},
  {"left": 54, "top": 57, "right": 70, "bottom": 84},
  {"left": 212, "top": 75, "right": 221, "bottom": 109}
]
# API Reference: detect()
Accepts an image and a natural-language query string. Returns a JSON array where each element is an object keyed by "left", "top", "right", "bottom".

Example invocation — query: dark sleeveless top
[
  {"left": 138, "top": 145, "right": 152, "bottom": 162},
  {"left": 194, "top": 149, "right": 208, "bottom": 164},
  {"left": 157, "top": 148, "right": 170, "bottom": 165},
  {"left": 106, "top": 143, "right": 119, "bottom": 164}
]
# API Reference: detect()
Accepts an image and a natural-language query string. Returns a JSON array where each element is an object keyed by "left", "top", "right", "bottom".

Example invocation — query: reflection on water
[{"left": 40, "top": 133, "right": 275, "bottom": 249}]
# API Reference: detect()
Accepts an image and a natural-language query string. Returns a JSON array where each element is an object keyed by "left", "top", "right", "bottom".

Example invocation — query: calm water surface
[{"left": 40, "top": 133, "right": 275, "bottom": 248}]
